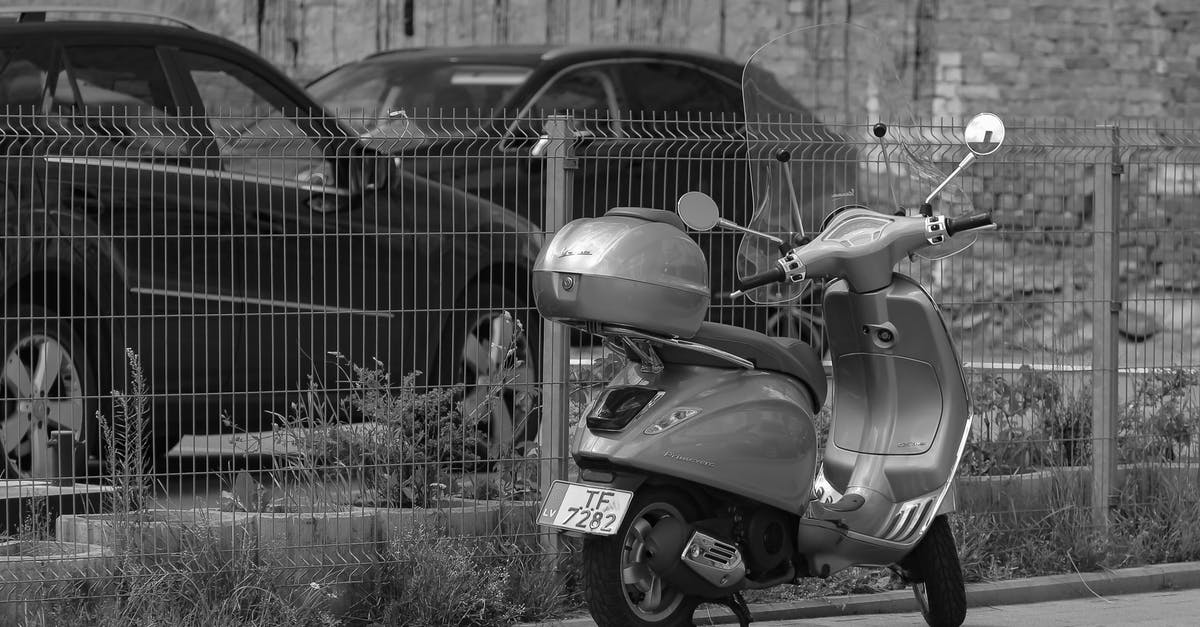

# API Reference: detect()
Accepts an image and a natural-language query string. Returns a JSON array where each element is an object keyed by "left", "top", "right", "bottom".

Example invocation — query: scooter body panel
[
  {"left": 574, "top": 361, "right": 820, "bottom": 514},
  {"left": 798, "top": 273, "right": 970, "bottom": 565}
]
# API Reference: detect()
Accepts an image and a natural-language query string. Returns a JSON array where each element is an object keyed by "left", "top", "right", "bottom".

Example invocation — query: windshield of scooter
[{"left": 739, "top": 23, "right": 975, "bottom": 304}]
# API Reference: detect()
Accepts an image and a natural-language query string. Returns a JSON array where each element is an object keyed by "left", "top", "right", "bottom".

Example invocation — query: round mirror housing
[
  {"left": 677, "top": 191, "right": 721, "bottom": 231},
  {"left": 965, "top": 112, "right": 1005, "bottom": 156}
]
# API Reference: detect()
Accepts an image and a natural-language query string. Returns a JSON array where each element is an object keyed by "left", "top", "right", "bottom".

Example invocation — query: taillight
[{"left": 586, "top": 386, "right": 663, "bottom": 432}]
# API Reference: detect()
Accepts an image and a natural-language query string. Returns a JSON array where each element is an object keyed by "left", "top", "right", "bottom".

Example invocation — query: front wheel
[
  {"left": 901, "top": 514, "right": 967, "bottom": 627},
  {"left": 582, "top": 488, "right": 701, "bottom": 627}
]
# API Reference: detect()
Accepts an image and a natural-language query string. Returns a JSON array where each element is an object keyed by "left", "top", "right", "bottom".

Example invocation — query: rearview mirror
[
  {"left": 965, "top": 112, "right": 1005, "bottom": 156},
  {"left": 924, "top": 112, "right": 1007, "bottom": 205},
  {"left": 676, "top": 191, "right": 720, "bottom": 231}
]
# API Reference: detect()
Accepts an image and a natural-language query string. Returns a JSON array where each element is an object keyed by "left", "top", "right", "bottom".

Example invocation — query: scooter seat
[{"left": 656, "top": 322, "right": 827, "bottom": 412}]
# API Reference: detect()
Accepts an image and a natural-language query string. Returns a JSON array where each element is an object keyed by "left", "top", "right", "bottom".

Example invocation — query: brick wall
[{"left": 22, "top": 0, "right": 1193, "bottom": 122}]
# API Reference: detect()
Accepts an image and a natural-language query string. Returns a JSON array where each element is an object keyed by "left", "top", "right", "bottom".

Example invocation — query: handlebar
[
  {"left": 945, "top": 213, "right": 993, "bottom": 236},
  {"left": 733, "top": 211, "right": 996, "bottom": 296},
  {"left": 735, "top": 265, "right": 786, "bottom": 294}
]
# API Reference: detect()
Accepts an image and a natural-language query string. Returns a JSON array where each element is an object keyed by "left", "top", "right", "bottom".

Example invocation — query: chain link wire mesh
[{"left": 0, "top": 104, "right": 1198, "bottom": 621}]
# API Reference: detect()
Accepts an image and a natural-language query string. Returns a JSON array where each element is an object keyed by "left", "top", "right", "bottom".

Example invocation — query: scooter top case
[{"left": 532, "top": 207, "right": 710, "bottom": 340}]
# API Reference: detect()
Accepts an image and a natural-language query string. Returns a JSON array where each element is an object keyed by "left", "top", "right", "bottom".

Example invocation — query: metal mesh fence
[{"left": 1, "top": 108, "right": 1198, "bottom": 621}]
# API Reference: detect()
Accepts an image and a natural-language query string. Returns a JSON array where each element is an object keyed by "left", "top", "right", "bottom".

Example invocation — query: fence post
[
  {"left": 537, "top": 115, "right": 576, "bottom": 551},
  {"left": 1091, "top": 124, "right": 1122, "bottom": 533}
]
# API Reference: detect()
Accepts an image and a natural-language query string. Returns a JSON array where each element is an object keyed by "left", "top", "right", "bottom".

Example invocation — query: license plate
[{"left": 537, "top": 480, "right": 633, "bottom": 536}]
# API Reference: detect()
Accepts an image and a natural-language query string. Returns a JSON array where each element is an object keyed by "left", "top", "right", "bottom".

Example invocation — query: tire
[
  {"left": 901, "top": 514, "right": 967, "bottom": 627},
  {"left": 582, "top": 488, "right": 702, "bottom": 627},
  {"left": 439, "top": 282, "right": 540, "bottom": 460},
  {"left": 0, "top": 305, "right": 99, "bottom": 481}
]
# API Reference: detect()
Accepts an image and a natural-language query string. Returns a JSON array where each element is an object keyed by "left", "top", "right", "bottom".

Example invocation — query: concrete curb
[{"left": 526, "top": 561, "right": 1200, "bottom": 626}]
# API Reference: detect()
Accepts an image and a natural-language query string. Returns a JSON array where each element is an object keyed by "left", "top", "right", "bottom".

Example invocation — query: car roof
[
  {"left": 360, "top": 43, "right": 742, "bottom": 76},
  {"left": 0, "top": 20, "right": 251, "bottom": 52}
]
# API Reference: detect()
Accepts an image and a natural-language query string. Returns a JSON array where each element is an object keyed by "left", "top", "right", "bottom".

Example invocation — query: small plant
[
  {"left": 962, "top": 366, "right": 1056, "bottom": 475},
  {"left": 8, "top": 495, "right": 53, "bottom": 541},
  {"left": 1039, "top": 381, "right": 1092, "bottom": 466},
  {"left": 961, "top": 366, "right": 1097, "bottom": 474},
  {"left": 261, "top": 311, "right": 543, "bottom": 508},
  {"left": 1118, "top": 368, "right": 1200, "bottom": 463},
  {"left": 101, "top": 348, "right": 156, "bottom": 515}
]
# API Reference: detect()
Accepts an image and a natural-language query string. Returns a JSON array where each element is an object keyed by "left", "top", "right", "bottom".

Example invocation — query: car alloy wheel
[
  {"left": 457, "top": 308, "right": 539, "bottom": 459},
  {"left": 1, "top": 333, "right": 88, "bottom": 478}
]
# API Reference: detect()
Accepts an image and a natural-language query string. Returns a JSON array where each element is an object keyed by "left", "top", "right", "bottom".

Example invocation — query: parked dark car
[
  {"left": 308, "top": 44, "right": 856, "bottom": 337},
  {"left": 0, "top": 11, "right": 541, "bottom": 478}
]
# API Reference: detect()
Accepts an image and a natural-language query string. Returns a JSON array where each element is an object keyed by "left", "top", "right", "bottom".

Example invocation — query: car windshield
[{"left": 308, "top": 60, "right": 533, "bottom": 134}]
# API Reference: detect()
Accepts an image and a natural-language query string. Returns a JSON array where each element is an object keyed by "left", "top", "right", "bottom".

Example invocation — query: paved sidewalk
[
  {"left": 750, "top": 588, "right": 1200, "bottom": 626},
  {"left": 528, "top": 561, "right": 1200, "bottom": 627}
]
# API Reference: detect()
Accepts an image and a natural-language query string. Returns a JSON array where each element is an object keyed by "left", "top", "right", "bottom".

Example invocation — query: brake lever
[{"left": 776, "top": 233, "right": 811, "bottom": 256}]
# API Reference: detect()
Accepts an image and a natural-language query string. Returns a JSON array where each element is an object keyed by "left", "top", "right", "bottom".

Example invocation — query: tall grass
[
  {"left": 954, "top": 464, "right": 1200, "bottom": 583},
  {"left": 5, "top": 348, "right": 576, "bottom": 626},
  {"left": 362, "top": 528, "right": 579, "bottom": 626}
]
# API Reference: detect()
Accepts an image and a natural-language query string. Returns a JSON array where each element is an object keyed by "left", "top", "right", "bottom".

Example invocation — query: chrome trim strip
[
  {"left": 601, "top": 325, "right": 754, "bottom": 369},
  {"left": 129, "top": 287, "right": 394, "bottom": 319},
  {"left": 43, "top": 156, "right": 352, "bottom": 197}
]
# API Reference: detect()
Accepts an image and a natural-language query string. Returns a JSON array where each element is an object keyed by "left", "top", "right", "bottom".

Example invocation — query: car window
[
  {"left": 310, "top": 62, "right": 531, "bottom": 125},
  {"left": 57, "top": 46, "right": 194, "bottom": 158},
  {"left": 180, "top": 50, "right": 330, "bottom": 185},
  {"left": 64, "top": 46, "right": 174, "bottom": 112},
  {"left": 622, "top": 62, "right": 738, "bottom": 119},
  {"left": 529, "top": 69, "right": 617, "bottom": 133},
  {"left": 0, "top": 47, "right": 51, "bottom": 113}
]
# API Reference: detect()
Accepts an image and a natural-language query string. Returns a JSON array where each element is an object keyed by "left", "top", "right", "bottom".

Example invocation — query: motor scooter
[{"left": 532, "top": 23, "right": 1004, "bottom": 627}]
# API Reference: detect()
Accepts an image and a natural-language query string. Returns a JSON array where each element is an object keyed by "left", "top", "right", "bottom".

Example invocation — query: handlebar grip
[
  {"left": 946, "top": 213, "right": 993, "bottom": 236},
  {"left": 735, "top": 265, "right": 786, "bottom": 293}
]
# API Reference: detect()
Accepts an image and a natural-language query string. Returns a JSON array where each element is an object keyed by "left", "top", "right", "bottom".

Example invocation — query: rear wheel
[
  {"left": 0, "top": 305, "right": 99, "bottom": 481},
  {"left": 582, "top": 488, "right": 701, "bottom": 627},
  {"left": 901, "top": 514, "right": 967, "bottom": 627}
]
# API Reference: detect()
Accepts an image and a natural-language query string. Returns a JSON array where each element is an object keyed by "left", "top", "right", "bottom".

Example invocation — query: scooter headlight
[{"left": 586, "top": 386, "right": 664, "bottom": 432}]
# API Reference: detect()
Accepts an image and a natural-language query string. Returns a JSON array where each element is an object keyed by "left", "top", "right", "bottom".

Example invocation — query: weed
[
  {"left": 101, "top": 348, "right": 155, "bottom": 514},
  {"left": 363, "top": 526, "right": 576, "bottom": 626}
]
